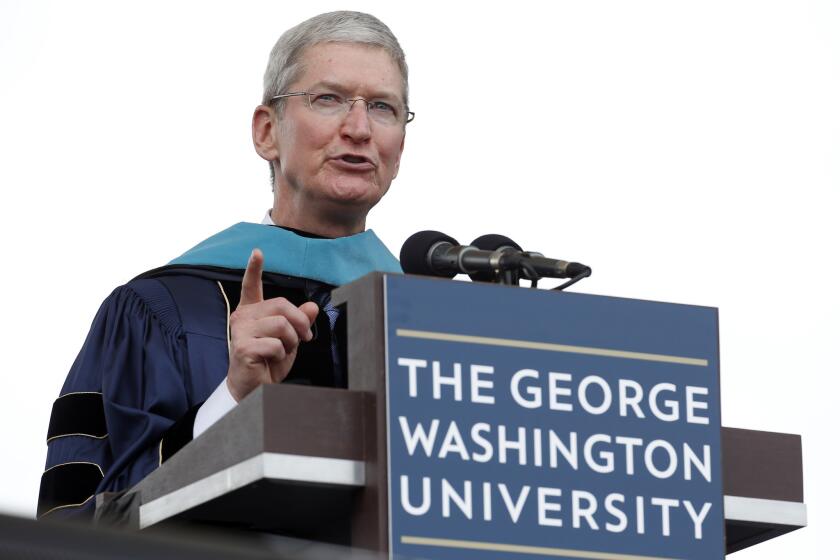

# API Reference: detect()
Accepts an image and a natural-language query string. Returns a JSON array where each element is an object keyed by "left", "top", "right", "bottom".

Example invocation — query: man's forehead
[
  {"left": 300, "top": 41, "right": 391, "bottom": 62},
  {"left": 293, "top": 42, "right": 404, "bottom": 98},
  {"left": 306, "top": 80, "right": 401, "bottom": 102}
]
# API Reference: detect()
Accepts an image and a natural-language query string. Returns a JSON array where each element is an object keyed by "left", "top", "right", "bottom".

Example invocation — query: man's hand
[{"left": 226, "top": 249, "right": 319, "bottom": 402}]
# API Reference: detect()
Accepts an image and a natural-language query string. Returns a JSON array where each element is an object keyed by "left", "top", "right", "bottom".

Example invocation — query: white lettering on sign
[
  {"left": 396, "top": 416, "right": 711, "bottom": 482},
  {"left": 398, "top": 474, "right": 714, "bottom": 539},
  {"left": 393, "top": 355, "right": 718, "bottom": 545},
  {"left": 395, "top": 359, "right": 711, "bottom": 424}
]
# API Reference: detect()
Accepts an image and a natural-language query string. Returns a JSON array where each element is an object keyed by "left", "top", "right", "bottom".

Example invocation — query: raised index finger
[{"left": 239, "top": 248, "right": 264, "bottom": 306}]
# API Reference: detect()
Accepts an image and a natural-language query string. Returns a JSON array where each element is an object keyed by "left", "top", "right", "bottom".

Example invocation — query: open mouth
[{"left": 332, "top": 154, "right": 375, "bottom": 171}]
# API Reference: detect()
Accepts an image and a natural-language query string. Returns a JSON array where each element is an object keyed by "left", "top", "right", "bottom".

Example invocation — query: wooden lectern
[{"left": 114, "top": 273, "right": 806, "bottom": 556}]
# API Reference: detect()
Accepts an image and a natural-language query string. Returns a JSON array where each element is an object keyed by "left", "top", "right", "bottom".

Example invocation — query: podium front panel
[{"left": 383, "top": 275, "right": 724, "bottom": 560}]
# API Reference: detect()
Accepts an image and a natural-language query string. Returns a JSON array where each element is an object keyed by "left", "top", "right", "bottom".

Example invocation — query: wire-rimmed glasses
[{"left": 269, "top": 91, "right": 415, "bottom": 125}]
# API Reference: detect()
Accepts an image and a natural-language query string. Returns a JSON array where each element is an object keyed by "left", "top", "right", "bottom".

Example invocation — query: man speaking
[{"left": 38, "top": 11, "right": 411, "bottom": 519}]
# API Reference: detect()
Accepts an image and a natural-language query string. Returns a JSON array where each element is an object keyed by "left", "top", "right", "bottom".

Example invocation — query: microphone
[
  {"left": 400, "top": 230, "right": 516, "bottom": 278},
  {"left": 468, "top": 234, "right": 522, "bottom": 283},
  {"left": 469, "top": 234, "right": 591, "bottom": 280},
  {"left": 399, "top": 230, "right": 459, "bottom": 277},
  {"left": 518, "top": 252, "right": 591, "bottom": 279},
  {"left": 400, "top": 230, "right": 591, "bottom": 280}
]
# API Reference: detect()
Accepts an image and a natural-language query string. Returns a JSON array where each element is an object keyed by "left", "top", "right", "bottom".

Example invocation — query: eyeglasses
[{"left": 269, "top": 91, "right": 415, "bottom": 125}]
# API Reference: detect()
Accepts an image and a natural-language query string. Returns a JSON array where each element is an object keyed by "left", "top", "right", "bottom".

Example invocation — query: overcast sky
[{"left": 1, "top": 1, "right": 837, "bottom": 557}]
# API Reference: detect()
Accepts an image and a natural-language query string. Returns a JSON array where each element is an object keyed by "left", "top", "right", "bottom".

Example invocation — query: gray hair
[
  {"left": 262, "top": 11, "right": 409, "bottom": 188},
  {"left": 263, "top": 11, "right": 409, "bottom": 107}
]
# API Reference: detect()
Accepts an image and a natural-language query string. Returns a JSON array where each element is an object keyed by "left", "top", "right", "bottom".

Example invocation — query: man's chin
[{"left": 324, "top": 181, "right": 384, "bottom": 206}]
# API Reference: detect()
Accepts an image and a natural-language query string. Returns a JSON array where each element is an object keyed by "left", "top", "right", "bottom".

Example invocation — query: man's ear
[{"left": 252, "top": 105, "right": 279, "bottom": 162}]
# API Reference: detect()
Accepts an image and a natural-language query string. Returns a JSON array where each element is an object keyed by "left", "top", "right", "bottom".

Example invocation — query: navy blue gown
[{"left": 38, "top": 223, "right": 401, "bottom": 519}]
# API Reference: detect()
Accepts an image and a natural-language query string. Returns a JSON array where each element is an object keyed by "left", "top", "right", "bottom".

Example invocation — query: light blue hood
[{"left": 169, "top": 222, "right": 402, "bottom": 286}]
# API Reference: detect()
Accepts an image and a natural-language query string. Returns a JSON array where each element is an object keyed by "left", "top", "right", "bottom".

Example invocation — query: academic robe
[{"left": 38, "top": 223, "right": 401, "bottom": 519}]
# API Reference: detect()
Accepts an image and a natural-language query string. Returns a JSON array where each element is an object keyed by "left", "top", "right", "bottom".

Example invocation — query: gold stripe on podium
[
  {"left": 400, "top": 535, "right": 677, "bottom": 560},
  {"left": 395, "top": 329, "right": 708, "bottom": 367}
]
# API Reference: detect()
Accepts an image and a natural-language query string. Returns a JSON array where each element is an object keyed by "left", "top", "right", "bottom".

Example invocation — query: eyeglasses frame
[{"left": 269, "top": 91, "right": 415, "bottom": 124}]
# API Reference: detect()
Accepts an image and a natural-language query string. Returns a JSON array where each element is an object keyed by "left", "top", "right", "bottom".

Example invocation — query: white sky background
[{"left": 0, "top": 0, "right": 837, "bottom": 557}]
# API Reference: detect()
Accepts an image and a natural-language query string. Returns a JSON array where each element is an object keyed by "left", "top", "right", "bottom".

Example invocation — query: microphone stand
[{"left": 551, "top": 269, "right": 592, "bottom": 291}]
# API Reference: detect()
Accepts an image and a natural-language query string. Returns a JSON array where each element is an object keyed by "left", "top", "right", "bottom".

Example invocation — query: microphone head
[
  {"left": 565, "top": 262, "right": 592, "bottom": 278},
  {"left": 469, "top": 234, "right": 523, "bottom": 252},
  {"left": 400, "top": 230, "right": 459, "bottom": 278},
  {"left": 468, "top": 234, "right": 523, "bottom": 282}
]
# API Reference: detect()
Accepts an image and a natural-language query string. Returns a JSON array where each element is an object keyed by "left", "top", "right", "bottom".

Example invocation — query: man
[{"left": 38, "top": 11, "right": 411, "bottom": 519}]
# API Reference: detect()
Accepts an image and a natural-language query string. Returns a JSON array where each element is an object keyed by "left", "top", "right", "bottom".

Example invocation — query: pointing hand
[{"left": 225, "top": 249, "right": 319, "bottom": 402}]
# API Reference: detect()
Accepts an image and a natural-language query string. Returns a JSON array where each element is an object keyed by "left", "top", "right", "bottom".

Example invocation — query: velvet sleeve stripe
[
  {"left": 37, "top": 462, "right": 104, "bottom": 518},
  {"left": 46, "top": 392, "right": 108, "bottom": 443}
]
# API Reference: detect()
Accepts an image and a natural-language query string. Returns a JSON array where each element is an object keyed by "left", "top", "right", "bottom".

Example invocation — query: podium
[{"left": 116, "top": 273, "right": 805, "bottom": 558}]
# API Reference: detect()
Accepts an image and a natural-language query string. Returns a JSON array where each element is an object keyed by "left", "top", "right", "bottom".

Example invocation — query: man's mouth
[{"left": 332, "top": 154, "right": 376, "bottom": 170}]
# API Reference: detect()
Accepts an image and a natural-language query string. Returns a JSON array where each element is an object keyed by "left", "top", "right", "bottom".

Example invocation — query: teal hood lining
[{"left": 168, "top": 222, "right": 402, "bottom": 286}]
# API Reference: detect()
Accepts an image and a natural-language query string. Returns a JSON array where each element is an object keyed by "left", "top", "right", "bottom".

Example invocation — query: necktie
[{"left": 309, "top": 286, "right": 343, "bottom": 387}]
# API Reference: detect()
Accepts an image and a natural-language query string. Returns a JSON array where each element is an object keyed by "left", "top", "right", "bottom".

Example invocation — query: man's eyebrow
[{"left": 308, "top": 81, "right": 401, "bottom": 102}]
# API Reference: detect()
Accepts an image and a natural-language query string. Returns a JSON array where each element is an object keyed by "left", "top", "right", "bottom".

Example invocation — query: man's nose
[{"left": 340, "top": 100, "right": 372, "bottom": 142}]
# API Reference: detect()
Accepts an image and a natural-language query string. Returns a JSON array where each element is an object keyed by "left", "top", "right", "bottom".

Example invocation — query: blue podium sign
[{"left": 383, "top": 275, "right": 724, "bottom": 560}]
